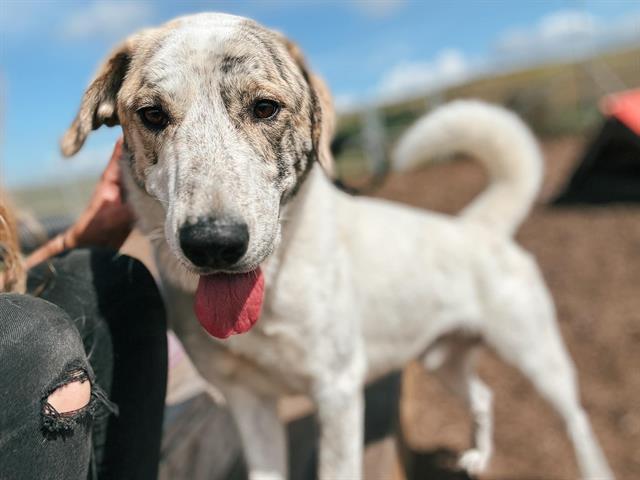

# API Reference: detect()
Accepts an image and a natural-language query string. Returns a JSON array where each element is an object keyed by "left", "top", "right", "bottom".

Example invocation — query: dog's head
[{"left": 63, "top": 13, "right": 334, "bottom": 275}]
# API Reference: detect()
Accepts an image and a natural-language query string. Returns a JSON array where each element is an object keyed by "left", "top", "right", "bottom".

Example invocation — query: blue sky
[{"left": 1, "top": 0, "right": 639, "bottom": 187}]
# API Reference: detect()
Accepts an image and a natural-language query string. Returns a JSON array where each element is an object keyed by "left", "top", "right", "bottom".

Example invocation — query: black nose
[{"left": 179, "top": 217, "right": 249, "bottom": 269}]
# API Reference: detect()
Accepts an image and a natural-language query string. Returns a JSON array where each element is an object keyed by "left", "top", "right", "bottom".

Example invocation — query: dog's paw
[{"left": 457, "top": 449, "right": 490, "bottom": 476}]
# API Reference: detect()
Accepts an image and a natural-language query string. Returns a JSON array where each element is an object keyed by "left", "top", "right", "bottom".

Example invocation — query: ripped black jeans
[{"left": 0, "top": 249, "right": 167, "bottom": 480}]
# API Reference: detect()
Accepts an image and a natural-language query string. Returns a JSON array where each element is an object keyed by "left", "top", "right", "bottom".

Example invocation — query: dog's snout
[{"left": 179, "top": 217, "right": 249, "bottom": 269}]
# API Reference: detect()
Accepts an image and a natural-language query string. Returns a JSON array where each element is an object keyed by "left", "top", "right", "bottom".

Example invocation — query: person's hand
[
  {"left": 63, "top": 138, "right": 133, "bottom": 250},
  {"left": 26, "top": 139, "right": 134, "bottom": 268}
]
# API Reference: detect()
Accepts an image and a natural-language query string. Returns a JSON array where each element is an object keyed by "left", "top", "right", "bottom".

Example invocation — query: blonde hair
[{"left": 0, "top": 190, "right": 25, "bottom": 293}]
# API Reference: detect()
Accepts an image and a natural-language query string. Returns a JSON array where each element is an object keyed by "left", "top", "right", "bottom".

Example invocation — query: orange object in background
[{"left": 600, "top": 88, "right": 640, "bottom": 136}]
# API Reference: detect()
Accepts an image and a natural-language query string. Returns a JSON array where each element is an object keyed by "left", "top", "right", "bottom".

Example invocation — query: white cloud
[
  {"left": 495, "top": 9, "right": 640, "bottom": 63},
  {"left": 539, "top": 10, "right": 597, "bottom": 41},
  {"left": 334, "top": 93, "right": 361, "bottom": 113},
  {"left": 377, "top": 49, "right": 471, "bottom": 102},
  {"left": 60, "top": 1, "right": 154, "bottom": 40},
  {"left": 334, "top": 49, "right": 473, "bottom": 112},
  {"left": 350, "top": 0, "right": 407, "bottom": 19}
]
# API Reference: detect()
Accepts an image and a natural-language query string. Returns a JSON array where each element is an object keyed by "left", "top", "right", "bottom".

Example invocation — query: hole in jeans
[
  {"left": 46, "top": 378, "right": 91, "bottom": 413},
  {"left": 42, "top": 368, "right": 93, "bottom": 438},
  {"left": 41, "top": 367, "right": 118, "bottom": 438}
]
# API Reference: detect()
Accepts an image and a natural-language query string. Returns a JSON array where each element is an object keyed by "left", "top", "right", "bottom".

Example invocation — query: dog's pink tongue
[{"left": 194, "top": 268, "right": 264, "bottom": 339}]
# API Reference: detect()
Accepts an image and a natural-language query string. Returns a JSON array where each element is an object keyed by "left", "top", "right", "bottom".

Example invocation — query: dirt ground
[{"left": 373, "top": 137, "right": 640, "bottom": 479}]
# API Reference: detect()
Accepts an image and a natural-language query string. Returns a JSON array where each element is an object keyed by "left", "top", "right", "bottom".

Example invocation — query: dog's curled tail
[{"left": 392, "top": 100, "right": 543, "bottom": 236}]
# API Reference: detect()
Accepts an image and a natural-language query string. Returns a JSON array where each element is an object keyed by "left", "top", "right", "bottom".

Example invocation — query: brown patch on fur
[
  {"left": 220, "top": 55, "right": 251, "bottom": 74},
  {"left": 282, "top": 38, "right": 336, "bottom": 177},
  {"left": 61, "top": 46, "right": 132, "bottom": 157},
  {"left": 61, "top": 26, "right": 171, "bottom": 158},
  {"left": 212, "top": 25, "right": 333, "bottom": 201}
]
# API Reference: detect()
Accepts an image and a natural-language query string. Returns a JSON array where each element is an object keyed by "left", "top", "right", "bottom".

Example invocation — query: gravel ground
[{"left": 373, "top": 137, "right": 640, "bottom": 480}]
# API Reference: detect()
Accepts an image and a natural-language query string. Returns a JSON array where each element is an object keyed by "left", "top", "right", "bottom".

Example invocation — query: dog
[{"left": 62, "top": 12, "right": 613, "bottom": 480}]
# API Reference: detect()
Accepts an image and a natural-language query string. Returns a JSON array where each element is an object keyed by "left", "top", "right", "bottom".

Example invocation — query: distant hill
[{"left": 11, "top": 177, "right": 97, "bottom": 219}]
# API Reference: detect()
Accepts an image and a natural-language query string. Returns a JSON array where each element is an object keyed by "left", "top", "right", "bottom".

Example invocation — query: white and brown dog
[{"left": 62, "top": 12, "right": 613, "bottom": 480}]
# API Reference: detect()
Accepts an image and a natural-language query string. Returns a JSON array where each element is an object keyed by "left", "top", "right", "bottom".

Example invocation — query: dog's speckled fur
[{"left": 64, "top": 13, "right": 613, "bottom": 480}]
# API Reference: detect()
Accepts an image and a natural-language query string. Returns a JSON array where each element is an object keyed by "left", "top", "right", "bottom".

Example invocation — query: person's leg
[
  {"left": 0, "top": 293, "right": 113, "bottom": 480},
  {"left": 28, "top": 249, "right": 168, "bottom": 480}
]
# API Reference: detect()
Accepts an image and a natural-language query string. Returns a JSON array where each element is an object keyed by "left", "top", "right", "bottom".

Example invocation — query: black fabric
[
  {"left": 0, "top": 249, "right": 167, "bottom": 480},
  {"left": 555, "top": 118, "right": 640, "bottom": 204},
  {"left": 0, "top": 294, "right": 95, "bottom": 479}
]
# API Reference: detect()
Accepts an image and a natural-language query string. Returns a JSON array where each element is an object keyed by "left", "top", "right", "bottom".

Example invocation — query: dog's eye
[
  {"left": 253, "top": 100, "right": 280, "bottom": 120},
  {"left": 138, "top": 107, "right": 169, "bottom": 130}
]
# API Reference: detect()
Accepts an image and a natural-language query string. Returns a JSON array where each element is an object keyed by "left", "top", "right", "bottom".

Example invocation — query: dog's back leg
[
  {"left": 484, "top": 283, "right": 614, "bottom": 480},
  {"left": 423, "top": 337, "right": 493, "bottom": 475}
]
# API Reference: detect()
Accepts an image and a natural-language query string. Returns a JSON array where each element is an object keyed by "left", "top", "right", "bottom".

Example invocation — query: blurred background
[{"left": 2, "top": 1, "right": 639, "bottom": 479}]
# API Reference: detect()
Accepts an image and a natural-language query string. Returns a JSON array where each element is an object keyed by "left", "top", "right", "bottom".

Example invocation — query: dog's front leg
[
  {"left": 313, "top": 376, "right": 365, "bottom": 480},
  {"left": 224, "top": 385, "right": 287, "bottom": 480}
]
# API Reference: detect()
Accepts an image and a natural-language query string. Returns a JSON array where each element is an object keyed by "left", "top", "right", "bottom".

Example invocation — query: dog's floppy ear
[
  {"left": 61, "top": 39, "right": 135, "bottom": 157},
  {"left": 284, "top": 40, "right": 335, "bottom": 176}
]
